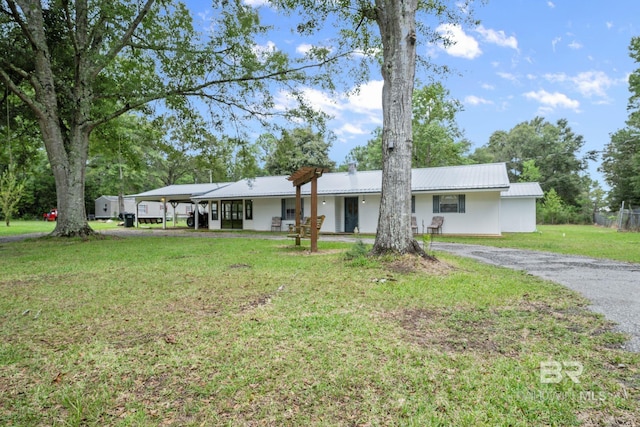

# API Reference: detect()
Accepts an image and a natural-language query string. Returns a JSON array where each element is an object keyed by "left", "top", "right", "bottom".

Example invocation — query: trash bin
[{"left": 124, "top": 213, "right": 135, "bottom": 228}]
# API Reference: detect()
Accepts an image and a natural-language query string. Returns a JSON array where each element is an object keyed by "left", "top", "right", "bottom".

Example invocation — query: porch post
[
  {"left": 310, "top": 175, "right": 318, "bottom": 252},
  {"left": 295, "top": 185, "right": 301, "bottom": 246}
]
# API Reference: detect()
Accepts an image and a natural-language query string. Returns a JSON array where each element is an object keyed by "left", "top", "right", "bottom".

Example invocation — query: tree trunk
[
  {"left": 372, "top": 0, "right": 425, "bottom": 256},
  {"left": 17, "top": 0, "right": 94, "bottom": 237}
]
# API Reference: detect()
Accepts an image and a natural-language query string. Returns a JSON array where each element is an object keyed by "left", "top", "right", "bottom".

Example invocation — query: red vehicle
[{"left": 43, "top": 208, "right": 58, "bottom": 221}]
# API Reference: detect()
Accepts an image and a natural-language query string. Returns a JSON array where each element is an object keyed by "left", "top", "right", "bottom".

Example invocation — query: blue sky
[{"left": 187, "top": 0, "right": 639, "bottom": 183}]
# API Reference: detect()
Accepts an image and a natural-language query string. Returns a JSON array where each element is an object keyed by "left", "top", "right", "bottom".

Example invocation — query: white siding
[
  {"left": 413, "top": 192, "right": 502, "bottom": 235},
  {"left": 358, "top": 195, "right": 380, "bottom": 233},
  {"left": 206, "top": 191, "right": 506, "bottom": 235},
  {"left": 501, "top": 198, "right": 537, "bottom": 232}
]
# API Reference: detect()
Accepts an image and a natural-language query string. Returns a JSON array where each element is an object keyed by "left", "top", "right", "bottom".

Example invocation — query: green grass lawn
[
  {"left": 435, "top": 224, "right": 640, "bottom": 264},
  {"left": 0, "top": 235, "right": 637, "bottom": 426},
  {"left": 0, "top": 220, "right": 122, "bottom": 236}
]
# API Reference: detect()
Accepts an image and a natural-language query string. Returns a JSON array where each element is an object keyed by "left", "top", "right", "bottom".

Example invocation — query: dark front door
[
  {"left": 344, "top": 197, "right": 359, "bottom": 233},
  {"left": 221, "top": 200, "right": 243, "bottom": 229}
]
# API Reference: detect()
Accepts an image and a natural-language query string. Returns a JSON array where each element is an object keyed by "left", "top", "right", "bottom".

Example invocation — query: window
[
  {"left": 245, "top": 200, "right": 253, "bottom": 220},
  {"left": 281, "top": 198, "right": 302, "bottom": 220},
  {"left": 433, "top": 195, "right": 465, "bottom": 213},
  {"left": 211, "top": 201, "right": 218, "bottom": 220}
]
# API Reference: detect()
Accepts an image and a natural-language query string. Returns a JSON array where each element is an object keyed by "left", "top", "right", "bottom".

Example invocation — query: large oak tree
[
  {"left": 0, "top": 0, "right": 337, "bottom": 236},
  {"left": 273, "top": 0, "right": 477, "bottom": 255}
]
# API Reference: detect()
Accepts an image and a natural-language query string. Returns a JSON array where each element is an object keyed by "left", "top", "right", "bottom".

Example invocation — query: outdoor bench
[
  {"left": 137, "top": 217, "right": 164, "bottom": 225},
  {"left": 287, "top": 215, "right": 325, "bottom": 239}
]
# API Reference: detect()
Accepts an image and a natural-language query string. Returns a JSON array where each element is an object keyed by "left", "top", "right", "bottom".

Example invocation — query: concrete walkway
[{"left": 2, "top": 228, "right": 638, "bottom": 352}]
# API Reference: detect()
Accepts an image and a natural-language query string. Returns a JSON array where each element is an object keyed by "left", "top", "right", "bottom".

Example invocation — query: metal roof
[
  {"left": 128, "top": 183, "right": 231, "bottom": 202},
  {"left": 501, "top": 182, "right": 544, "bottom": 198},
  {"left": 193, "top": 163, "right": 511, "bottom": 200}
]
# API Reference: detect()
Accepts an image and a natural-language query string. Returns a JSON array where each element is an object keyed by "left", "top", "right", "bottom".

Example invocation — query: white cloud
[
  {"left": 547, "top": 1, "right": 556, "bottom": 8},
  {"left": 606, "top": 21, "right": 613, "bottom": 29},
  {"left": 572, "top": 71, "right": 614, "bottom": 98},
  {"left": 252, "top": 41, "right": 277, "bottom": 60},
  {"left": 274, "top": 80, "right": 383, "bottom": 133},
  {"left": 523, "top": 90, "right": 580, "bottom": 111},
  {"left": 345, "top": 80, "right": 383, "bottom": 114},
  {"left": 295, "top": 43, "right": 334, "bottom": 57},
  {"left": 335, "top": 123, "right": 370, "bottom": 137},
  {"left": 568, "top": 40, "right": 583, "bottom": 50},
  {"left": 497, "top": 72, "right": 519, "bottom": 83},
  {"left": 274, "top": 87, "right": 340, "bottom": 118},
  {"left": 435, "top": 24, "right": 482, "bottom": 59},
  {"left": 296, "top": 44, "right": 313, "bottom": 55},
  {"left": 475, "top": 25, "right": 518, "bottom": 50},
  {"left": 543, "top": 72, "right": 568, "bottom": 83},
  {"left": 551, "top": 37, "right": 561, "bottom": 52},
  {"left": 481, "top": 83, "right": 495, "bottom": 90},
  {"left": 243, "top": 0, "right": 270, "bottom": 6},
  {"left": 464, "top": 95, "right": 493, "bottom": 106},
  {"left": 543, "top": 70, "right": 615, "bottom": 99}
]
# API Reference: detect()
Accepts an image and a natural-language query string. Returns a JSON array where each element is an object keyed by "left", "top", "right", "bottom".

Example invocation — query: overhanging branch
[{"left": 89, "top": 50, "right": 352, "bottom": 129}]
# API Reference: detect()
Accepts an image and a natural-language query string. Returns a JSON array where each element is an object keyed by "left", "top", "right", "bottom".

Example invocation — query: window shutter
[
  {"left": 459, "top": 195, "right": 466, "bottom": 213},
  {"left": 281, "top": 199, "right": 285, "bottom": 219},
  {"left": 433, "top": 195, "right": 440, "bottom": 213},
  {"left": 411, "top": 196, "right": 415, "bottom": 214}
]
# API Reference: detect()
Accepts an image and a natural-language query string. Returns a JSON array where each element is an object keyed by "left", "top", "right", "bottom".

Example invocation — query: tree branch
[
  {"left": 0, "top": 67, "right": 44, "bottom": 120},
  {"left": 6, "top": 0, "right": 37, "bottom": 50},
  {"left": 91, "top": 0, "right": 156, "bottom": 79},
  {"left": 89, "top": 51, "right": 351, "bottom": 130}
]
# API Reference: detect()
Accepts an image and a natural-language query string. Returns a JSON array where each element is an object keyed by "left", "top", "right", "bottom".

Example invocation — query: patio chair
[
  {"left": 271, "top": 216, "right": 282, "bottom": 231},
  {"left": 427, "top": 216, "right": 444, "bottom": 234}
]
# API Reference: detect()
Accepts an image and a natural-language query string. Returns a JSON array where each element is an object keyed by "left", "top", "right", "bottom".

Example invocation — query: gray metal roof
[
  {"left": 128, "top": 183, "right": 231, "bottom": 202},
  {"left": 501, "top": 182, "right": 544, "bottom": 198},
  {"left": 193, "top": 163, "right": 510, "bottom": 200}
]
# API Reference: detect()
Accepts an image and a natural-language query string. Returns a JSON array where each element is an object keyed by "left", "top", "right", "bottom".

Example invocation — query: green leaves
[
  {"left": 262, "top": 127, "right": 336, "bottom": 175},
  {"left": 0, "top": 166, "right": 26, "bottom": 226},
  {"left": 474, "top": 117, "right": 588, "bottom": 206},
  {"left": 346, "top": 83, "right": 469, "bottom": 170},
  {"left": 601, "top": 36, "right": 640, "bottom": 209}
]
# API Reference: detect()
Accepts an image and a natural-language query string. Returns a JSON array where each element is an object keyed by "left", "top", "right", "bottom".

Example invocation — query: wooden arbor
[{"left": 287, "top": 166, "right": 328, "bottom": 252}]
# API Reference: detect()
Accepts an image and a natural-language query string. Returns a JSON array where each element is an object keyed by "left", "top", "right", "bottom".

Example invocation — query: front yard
[{"left": 0, "top": 234, "right": 637, "bottom": 426}]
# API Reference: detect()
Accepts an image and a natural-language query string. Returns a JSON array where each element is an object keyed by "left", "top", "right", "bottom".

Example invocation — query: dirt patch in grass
[
  {"left": 228, "top": 263, "right": 251, "bottom": 269},
  {"left": 278, "top": 246, "right": 345, "bottom": 256},
  {"left": 384, "top": 254, "right": 455, "bottom": 276},
  {"left": 398, "top": 307, "right": 508, "bottom": 355},
  {"left": 396, "top": 298, "right": 625, "bottom": 357}
]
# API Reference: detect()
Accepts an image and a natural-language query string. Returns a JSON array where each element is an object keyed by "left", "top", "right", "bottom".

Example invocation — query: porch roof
[
  {"left": 128, "top": 183, "right": 231, "bottom": 203},
  {"left": 192, "top": 163, "right": 511, "bottom": 200}
]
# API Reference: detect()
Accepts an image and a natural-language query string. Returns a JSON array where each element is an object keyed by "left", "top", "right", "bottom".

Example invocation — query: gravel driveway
[{"left": 432, "top": 242, "right": 640, "bottom": 353}]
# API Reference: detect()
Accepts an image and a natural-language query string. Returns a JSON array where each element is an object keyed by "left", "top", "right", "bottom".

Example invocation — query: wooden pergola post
[
  {"left": 295, "top": 184, "right": 301, "bottom": 247},
  {"left": 310, "top": 174, "right": 318, "bottom": 252},
  {"left": 287, "top": 166, "right": 328, "bottom": 253}
]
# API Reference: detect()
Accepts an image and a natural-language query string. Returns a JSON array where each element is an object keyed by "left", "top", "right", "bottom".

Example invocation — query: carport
[{"left": 127, "top": 183, "right": 230, "bottom": 229}]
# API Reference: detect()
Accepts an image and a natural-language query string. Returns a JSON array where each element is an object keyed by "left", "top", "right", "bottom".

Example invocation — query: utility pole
[{"left": 118, "top": 136, "right": 125, "bottom": 215}]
